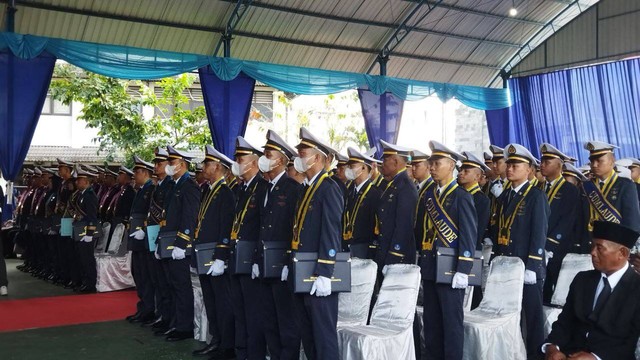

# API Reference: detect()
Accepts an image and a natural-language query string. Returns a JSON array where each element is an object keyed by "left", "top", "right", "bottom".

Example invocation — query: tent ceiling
[{"left": 0, "top": 0, "right": 599, "bottom": 87}]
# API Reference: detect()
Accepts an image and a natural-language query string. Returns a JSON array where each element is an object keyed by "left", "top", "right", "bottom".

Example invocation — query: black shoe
[
  {"left": 208, "top": 348, "right": 236, "bottom": 360},
  {"left": 63, "top": 281, "right": 76, "bottom": 289},
  {"left": 154, "top": 327, "right": 175, "bottom": 337},
  {"left": 193, "top": 343, "right": 219, "bottom": 356},
  {"left": 131, "top": 313, "right": 155, "bottom": 324},
  {"left": 166, "top": 330, "right": 193, "bottom": 342},
  {"left": 141, "top": 317, "right": 162, "bottom": 327},
  {"left": 125, "top": 312, "right": 141, "bottom": 322},
  {"left": 78, "top": 285, "right": 96, "bottom": 293},
  {"left": 151, "top": 320, "right": 169, "bottom": 329}
]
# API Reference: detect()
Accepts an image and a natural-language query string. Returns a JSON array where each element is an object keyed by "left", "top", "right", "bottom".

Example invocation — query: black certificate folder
[
  {"left": 194, "top": 242, "right": 217, "bottom": 275},
  {"left": 261, "top": 241, "right": 290, "bottom": 279},
  {"left": 229, "top": 241, "right": 258, "bottom": 275},
  {"left": 435, "top": 247, "right": 483, "bottom": 286},
  {"left": 291, "top": 252, "right": 351, "bottom": 293}
]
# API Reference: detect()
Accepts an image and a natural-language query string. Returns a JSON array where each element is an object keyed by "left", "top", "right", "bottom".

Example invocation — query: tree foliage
[{"left": 49, "top": 64, "right": 210, "bottom": 165}]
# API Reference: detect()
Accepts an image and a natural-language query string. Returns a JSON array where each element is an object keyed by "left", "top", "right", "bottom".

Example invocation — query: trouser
[
  {"left": 211, "top": 274, "right": 235, "bottom": 350},
  {"left": 470, "top": 284, "right": 483, "bottom": 310},
  {"left": 229, "top": 274, "right": 266, "bottom": 360},
  {"left": 260, "top": 279, "right": 301, "bottom": 360},
  {"left": 422, "top": 280, "right": 464, "bottom": 360},
  {"left": 199, "top": 274, "right": 221, "bottom": 345},
  {"left": 131, "top": 250, "right": 155, "bottom": 316},
  {"left": 150, "top": 253, "right": 172, "bottom": 321},
  {"left": 45, "top": 233, "right": 58, "bottom": 275},
  {"left": 58, "top": 235, "right": 73, "bottom": 283},
  {"left": 522, "top": 282, "right": 545, "bottom": 357},
  {"left": 161, "top": 257, "right": 194, "bottom": 332},
  {"left": 70, "top": 238, "right": 83, "bottom": 285},
  {"left": 77, "top": 239, "right": 97, "bottom": 288},
  {"left": 0, "top": 237, "right": 7, "bottom": 286},
  {"left": 543, "top": 253, "right": 566, "bottom": 304},
  {"left": 293, "top": 292, "right": 339, "bottom": 360}
]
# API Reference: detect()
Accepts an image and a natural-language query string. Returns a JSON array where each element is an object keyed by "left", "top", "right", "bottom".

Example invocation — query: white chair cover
[
  {"left": 95, "top": 252, "right": 135, "bottom": 292},
  {"left": 191, "top": 271, "right": 209, "bottom": 342},
  {"left": 338, "top": 264, "right": 421, "bottom": 360},
  {"left": 107, "top": 223, "right": 125, "bottom": 254},
  {"left": 463, "top": 286, "right": 474, "bottom": 312},
  {"left": 482, "top": 244, "right": 493, "bottom": 267},
  {"left": 543, "top": 254, "right": 594, "bottom": 337},
  {"left": 94, "top": 222, "right": 110, "bottom": 253},
  {"left": 338, "top": 258, "right": 378, "bottom": 328},
  {"left": 463, "top": 256, "right": 526, "bottom": 360}
]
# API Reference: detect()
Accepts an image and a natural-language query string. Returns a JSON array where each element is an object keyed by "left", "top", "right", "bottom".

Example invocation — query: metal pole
[{"left": 6, "top": 0, "right": 17, "bottom": 32}]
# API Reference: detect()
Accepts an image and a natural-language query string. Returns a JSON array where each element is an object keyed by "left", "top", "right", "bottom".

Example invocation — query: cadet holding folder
[
  {"left": 192, "top": 145, "right": 236, "bottom": 359},
  {"left": 419, "top": 141, "right": 477, "bottom": 360}
]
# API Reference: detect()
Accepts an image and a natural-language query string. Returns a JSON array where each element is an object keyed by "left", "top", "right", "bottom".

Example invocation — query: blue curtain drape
[
  {"left": 0, "top": 49, "right": 55, "bottom": 185},
  {"left": 199, "top": 66, "right": 256, "bottom": 158},
  {"left": 486, "top": 57, "right": 640, "bottom": 163},
  {"left": 0, "top": 32, "right": 510, "bottom": 110},
  {"left": 485, "top": 108, "right": 510, "bottom": 147},
  {"left": 358, "top": 90, "right": 404, "bottom": 156}
]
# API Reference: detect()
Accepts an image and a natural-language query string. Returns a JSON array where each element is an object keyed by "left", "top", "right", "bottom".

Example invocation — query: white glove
[
  {"left": 251, "top": 263, "right": 260, "bottom": 279},
  {"left": 524, "top": 269, "right": 537, "bottom": 284},
  {"left": 81, "top": 236, "right": 93, "bottom": 243},
  {"left": 281, "top": 265, "right": 289, "bottom": 282},
  {"left": 310, "top": 276, "right": 331, "bottom": 297},
  {"left": 545, "top": 250, "right": 553, "bottom": 266},
  {"left": 483, "top": 238, "right": 493, "bottom": 246},
  {"left": 47, "top": 229, "right": 57, "bottom": 235},
  {"left": 171, "top": 247, "right": 186, "bottom": 260},
  {"left": 129, "top": 229, "right": 145, "bottom": 240},
  {"left": 209, "top": 259, "right": 225, "bottom": 276},
  {"left": 451, "top": 272, "right": 469, "bottom": 289},
  {"left": 154, "top": 250, "right": 161, "bottom": 260},
  {"left": 490, "top": 182, "right": 504, "bottom": 198}
]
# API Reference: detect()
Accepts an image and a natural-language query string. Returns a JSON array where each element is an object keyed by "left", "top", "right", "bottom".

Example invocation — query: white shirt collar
[
  {"left": 545, "top": 176, "right": 562, "bottom": 187},
  {"left": 602, "top": 261, "right": 629, "bottom": 291},
  {"left": 511, "top": 180, "right": 529, "bottom": 193},
  {"left": 436, "top": 178, "right": 455, "bottom": 193},
  {"left": 418, "top": 178, "right": 428, "bottom": 190},
  {"left": 303, "top": 171, "right": 322, "bottom": 186},
  {"left": 355, "top": 179, "right": 368, "bottom": 193},
  {"left": 270, "top": 170, "right": 286, "bottom": 187},
  {"left": 244, "top": 174, "right": 256, "bottom": 188}
]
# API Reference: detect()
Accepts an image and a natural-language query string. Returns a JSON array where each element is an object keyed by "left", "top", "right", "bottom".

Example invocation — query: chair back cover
[
  {"left": 338, "top": 258, "right": 378, "bottom": 326},
  {"left": 550, "top": 254, "right": 594, "bottom": 306},
  {"left": 107, "top": 223, "right": 125, "bottom": 254},
  {"left": 478, "top": 256, "right": 525, "bottom": 315},
  {"left": 95, "top": 222, "right": 111, "bottom": 253},
  {"left": 370, "top": 264, "right": 421, "bottom": 327}
]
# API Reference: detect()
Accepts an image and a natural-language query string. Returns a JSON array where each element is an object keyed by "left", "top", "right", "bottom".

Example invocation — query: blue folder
[
  {"left": 147, "top": 224, "right": 160, "bottom": 252},
  {"left": 60, "top": 218, "right": 73, "bottom": 237}
]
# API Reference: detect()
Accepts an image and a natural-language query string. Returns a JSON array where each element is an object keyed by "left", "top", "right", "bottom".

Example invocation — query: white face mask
[
  {"left": 294, "top": 155, "right": 316, "bottom": 173},
  {"left": 164, "top": 164, "right": 177, "bottom": 176},
  {"left": 231, "top": 161, "right": 247, "bottom": 177},
  {"left": 258, "top": 155, "right": 277, "bottom": 173},
  {"left": 345, "top": 167, "right": 360, "bottom": 181}
]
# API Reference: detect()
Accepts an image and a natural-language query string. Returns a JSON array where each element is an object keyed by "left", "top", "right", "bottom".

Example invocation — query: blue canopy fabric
[
  {"left": 358, "top": 90, "right": 404, "bottom": 157},
  {"left": 486, "top": 57, "right": 640, "bottom": 164},
  {"left": 0, "top": 32, "right": 511, "bottom": 110},
  {"left": 199, "top": 67, "right": 256, "bottom": 158}
]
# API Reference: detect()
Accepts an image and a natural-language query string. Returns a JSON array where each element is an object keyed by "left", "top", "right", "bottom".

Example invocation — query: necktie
[
  {"left": 593, "top": 277, "right": 611, "bottom": 313},
  {"left": 545, "top": 182, "right": 552, "bottom": 194},
  {"left": 599, "top": 181, "right": 605, "bottom": 190},
  {"left": 436, "top": 188, "right": 441, "bottom": 198},
  {"left": 505, "top": 189, "right": 515, "bottom": 206}
]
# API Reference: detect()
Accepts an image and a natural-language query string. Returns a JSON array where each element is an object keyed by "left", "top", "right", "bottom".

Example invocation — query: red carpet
[{"left": 0, "top": 290, "right": 138, "bottom": 332}]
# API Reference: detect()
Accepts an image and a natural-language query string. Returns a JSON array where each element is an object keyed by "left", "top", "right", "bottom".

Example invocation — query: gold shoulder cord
[
  {"left": 195, "top": 179, "right": 225, "bottom": 239},
  {"left": 291, "top": 173, "right": 329, "bottom": 250},
  {"left": 343, "top": 182, "right": 373, "bottom": 240},
  {"left": 230, "top": 181, "right": 259, "bottom": 240},
  {"left": 497, "top": 183, "right": 533, "bottom": 246}
]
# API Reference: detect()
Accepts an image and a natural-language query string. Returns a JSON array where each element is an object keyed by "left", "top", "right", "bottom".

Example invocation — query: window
[{"left": 42, "top": 95, "right": 72, "bottom": 115}]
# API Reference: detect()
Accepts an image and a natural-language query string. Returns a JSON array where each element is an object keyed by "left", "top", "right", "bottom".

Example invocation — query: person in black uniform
[
  {"left": 211, "top": 136, "right": 268, "bottom": 360},
  {"left": 365, "top": 147, "right": 387, "bottom": 189},
  {"left": 158, "top": 146, "right": 200, "bottom": 341},
  {"left": 543, "top": 221, "right": 640, "bottom": 360},
  {"left": 583, "top": 141, "right": 640, "bottom": 235},
  {"left": 53, "top": 159, "right": 76, "bottom": 288},
  {"left": 251, "top": 130, "right": 302, "bottom": 360},
  {"left": 627, "top": 158, "right": 640, "bottom": 204},
  {"left": 105, "top": 166, "right": 135, "bottom": 252},
  {"left": 420, "top": 141, "right": 477, "bottom": 360},
  {"left": 342, "top": 147, "right": 381, "bottom": 259},
  {"left": 98, "top": 169, "right": 119, "bottom": 224},
  {"left": 330, "top": 151, "right": 350, "bottom": 200},
  {"left": 482, "top": 151, "right": 496, "bottom": 194},
  {"left": 289, "top": 127, "right": 343, "bottom": 360},
  {"left": 458, "top": 152, "right": 491, "bottom": 310},
  {"left": 375, "top": 139, "right": 418, "bottom": 267},
  {"left": 125, "top": 156, "right": 156, "bottom": 324},
  {"left": 146, "top": 147, "right": 175, "bottom": 330},
  {"left": 192, "top": 145, "right": 236, "bottom": 359},
  {"left": 492, "top": 143, "right": 550, "bottom": 358},
  {"left": 539, "top": 143, "right": 580, "bottom": 303},
  {"left": 563, "top": 163, "right": 591, "bottom": 254},
  {"left": 412, "top": 149, "right": 435, "bottom": 257},
  {"left": 71, "top": 166, "right": 99, "bottom": 293}
]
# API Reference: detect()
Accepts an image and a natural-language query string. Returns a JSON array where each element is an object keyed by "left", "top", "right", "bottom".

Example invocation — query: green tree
[{"left": 49, "top": 64, "right": 210, "bottom": 165}]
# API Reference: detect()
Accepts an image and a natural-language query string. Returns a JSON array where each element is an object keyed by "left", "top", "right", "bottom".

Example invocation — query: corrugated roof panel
[
  {"left": 598, "top": 11, "right": 640, "bottom": 58},
  {"left": 546, "top": 8, "right": 597, "bottom": 68},
  {"left": 598, "top": 0, "right": 640, "bottom": 18},
  {"left": 15, "top": 7, "right": 89, "bottom": 41},
  {"left": 449, "top": 65, "right": 496, "bottom": 87}
]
